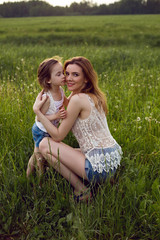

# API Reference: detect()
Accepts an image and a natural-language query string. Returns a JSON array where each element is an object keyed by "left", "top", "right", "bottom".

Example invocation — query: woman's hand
[{"left": 33, "top": 90, "right": 48, "bottom": 114}]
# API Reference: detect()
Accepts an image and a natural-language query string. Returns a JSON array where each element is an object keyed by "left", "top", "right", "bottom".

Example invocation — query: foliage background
[{"left": 0, "top": 0, "right": 160, "bottom": 17}]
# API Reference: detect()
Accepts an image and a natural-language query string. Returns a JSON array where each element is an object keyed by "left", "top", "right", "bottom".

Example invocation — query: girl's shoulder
[{"left": 43, "top": 90, "right": 52, "bottom": 99}]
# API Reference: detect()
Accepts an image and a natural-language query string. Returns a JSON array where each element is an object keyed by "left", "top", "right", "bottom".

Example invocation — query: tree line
[{"left": 0, "top": 0, "right": 160, "bottom": 17}]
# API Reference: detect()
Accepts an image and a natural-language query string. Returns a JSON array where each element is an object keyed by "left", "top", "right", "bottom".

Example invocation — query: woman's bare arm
[
  {"left": 34, "top": 93, "right": 82, "bottom": 141},
  {"left": 40, "top": 95, "right": 50, "bottom": 114},
  {"left": 36, "top": 94, "right": 50, "bottom": 121}
]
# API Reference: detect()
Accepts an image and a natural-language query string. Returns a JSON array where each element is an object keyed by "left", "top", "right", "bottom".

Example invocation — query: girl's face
[
  {"left": 48, "top": 62, "right": 65, "bottom": 87},
  {"left": 65, "top": 64, "right": 87, "bottom": 93}
]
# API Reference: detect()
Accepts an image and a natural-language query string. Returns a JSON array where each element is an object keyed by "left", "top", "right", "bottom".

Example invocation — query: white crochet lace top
[{"left": 72, "top": 94, "right": 122, "bottom": 173}]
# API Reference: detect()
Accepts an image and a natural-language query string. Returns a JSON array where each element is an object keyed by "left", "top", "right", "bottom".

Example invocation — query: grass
[
  {"left": 0, "top": 15, "right": 160, "bottom": 47},
  {"left": 0, "top": 15, "right": 160, "bottom": 239}
]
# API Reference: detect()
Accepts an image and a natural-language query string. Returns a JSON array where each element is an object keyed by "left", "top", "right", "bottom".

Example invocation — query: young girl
[
  {"left": 33, "top": 56, "right": 123, "bottom": 201},
  {"left": 26, "top": 57, "right": 68, "bottom": 177}
]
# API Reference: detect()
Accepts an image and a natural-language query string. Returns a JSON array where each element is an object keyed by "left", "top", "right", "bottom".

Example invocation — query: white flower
[
  {"left": 145, "top": 117, "right": 149, "bottom": 121},
  {"left": 137, "top": 117, "right": 141, "bottom": 122}
]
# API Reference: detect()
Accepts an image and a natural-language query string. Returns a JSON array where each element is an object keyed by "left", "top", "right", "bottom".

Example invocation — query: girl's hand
[
  {"left": 59, "top": 106, "right": 67, "bottom": 119},
  {"left": 33, "top": 90, "right": 48, "bottom": 114}
]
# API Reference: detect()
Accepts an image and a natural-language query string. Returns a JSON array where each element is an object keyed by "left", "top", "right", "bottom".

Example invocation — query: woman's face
[{"left": 65, "top": 64, "right": 87, "bottom": 93}]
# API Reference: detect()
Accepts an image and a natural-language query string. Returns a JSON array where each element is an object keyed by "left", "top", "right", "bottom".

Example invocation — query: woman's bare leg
[
  {"left": 39, "top": 138, "right": 88, "bottom": 193},
  {"left": 44, "top": 152, "right": 87, "bottom": 193}
]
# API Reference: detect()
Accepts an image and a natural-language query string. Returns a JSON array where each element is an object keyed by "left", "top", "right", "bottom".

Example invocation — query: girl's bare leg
[
  {"left": 39, "top": 138, "right": 88, "bottom": 194},
  {"left": 26, "top": 146, "right": 44, "bottom": 178}
]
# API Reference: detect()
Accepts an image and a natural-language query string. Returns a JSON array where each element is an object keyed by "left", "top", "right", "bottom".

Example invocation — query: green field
[{"left": 0, "top": 15, "right": 160, "bottom": 239}]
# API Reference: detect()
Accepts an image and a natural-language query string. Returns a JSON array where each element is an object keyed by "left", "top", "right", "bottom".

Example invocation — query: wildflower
[
  {"left": 145, "top": 117, "right": 149, "bottom": 121},
  {"left": 137, "top": 117, "right": 141, "bottom": 122},
  {"left": 155, "top": 120, "right": 160, "bottom": 124}
]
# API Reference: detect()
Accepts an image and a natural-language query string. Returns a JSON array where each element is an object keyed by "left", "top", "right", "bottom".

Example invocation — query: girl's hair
[
  {"left": 64, "top": 56, "right": 108, "bottom": 114},
  {"left": 37, "top": 56, "right": 61, "bottom": 90}
]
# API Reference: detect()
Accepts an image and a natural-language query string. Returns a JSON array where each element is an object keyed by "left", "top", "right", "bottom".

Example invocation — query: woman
[{"left": 33, "top": 56, "right": 122, "bottom": 201}]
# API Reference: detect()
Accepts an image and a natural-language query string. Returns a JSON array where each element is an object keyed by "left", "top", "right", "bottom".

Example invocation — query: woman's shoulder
[
  {"left": 70, "top": 93, "right": 89, "bottom": 102},
  {"left": 68, "top": 94, "right": 91, "bottom": 109},
  {"left": 70, "top": 94, "right": 92, "bottom": 113}
]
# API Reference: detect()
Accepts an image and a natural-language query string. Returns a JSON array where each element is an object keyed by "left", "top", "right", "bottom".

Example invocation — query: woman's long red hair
[{"left": 64, "top": 56, "right": 108, "bottom": 114}]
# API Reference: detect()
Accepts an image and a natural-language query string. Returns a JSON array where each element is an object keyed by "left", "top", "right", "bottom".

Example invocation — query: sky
[{"left": 0, "top": 0, "right": 119, "bottom": 7}]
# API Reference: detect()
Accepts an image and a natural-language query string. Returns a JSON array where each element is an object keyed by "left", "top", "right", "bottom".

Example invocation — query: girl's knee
[{"left": 39, "top": 138, "right": 49, "bottom": 154}]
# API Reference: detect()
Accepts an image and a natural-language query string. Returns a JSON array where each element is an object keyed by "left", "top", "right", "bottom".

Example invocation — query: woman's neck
[{"left": 72, "top": 89, "right": 84, "bottom": 96}]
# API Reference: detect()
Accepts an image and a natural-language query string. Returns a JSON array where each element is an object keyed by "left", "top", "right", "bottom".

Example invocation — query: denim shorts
[
  {"left": 85, "top": 159, "right": 116, "bottom": 184},
  {"left": 85, "top": 144, "right": 122, "bottom": 184},
  {"left": 32, "top": 122, "right": 50, "bottom": 148}
]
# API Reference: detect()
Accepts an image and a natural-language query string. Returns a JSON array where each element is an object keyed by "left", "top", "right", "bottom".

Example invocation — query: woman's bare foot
[{"left": 72, "top": 189, "right": 92, "bottom": 202}]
